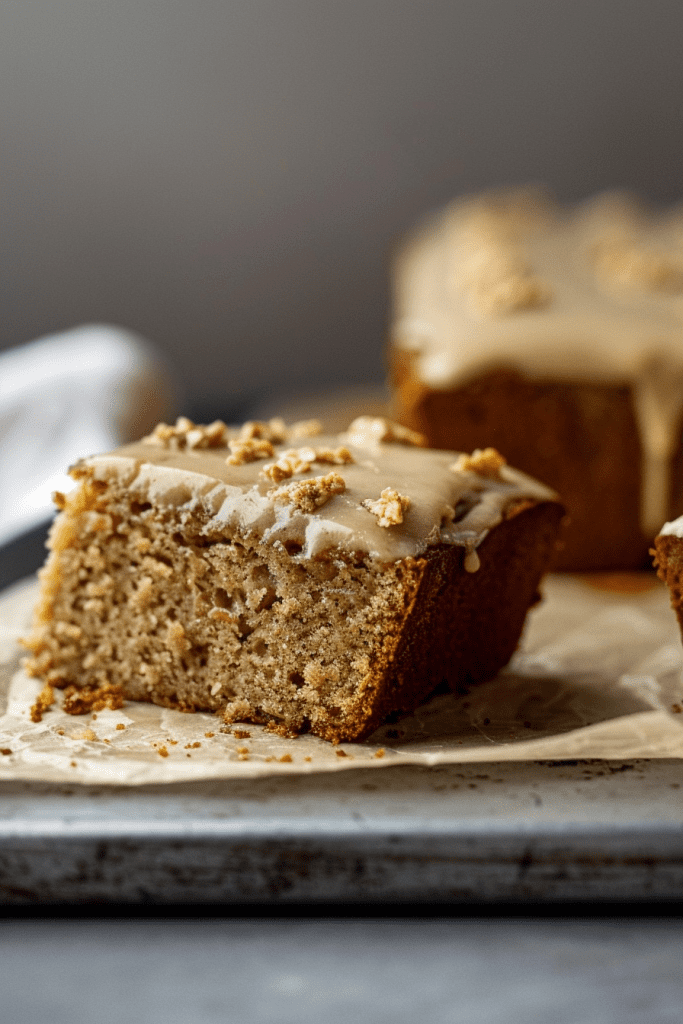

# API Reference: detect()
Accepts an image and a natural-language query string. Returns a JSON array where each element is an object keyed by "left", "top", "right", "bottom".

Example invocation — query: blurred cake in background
[{"left": 389, "top": 186, "right": 683, "bottom": 570}]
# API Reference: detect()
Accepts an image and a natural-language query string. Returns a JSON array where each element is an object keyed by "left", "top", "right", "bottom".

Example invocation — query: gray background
[{"left": 3, "top": 0, "right": 683, "bottom": 413}]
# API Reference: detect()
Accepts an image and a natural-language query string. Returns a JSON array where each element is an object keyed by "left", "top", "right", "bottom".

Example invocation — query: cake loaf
[
  {"left": 653, "top": 517, "right": 683, "bottom": 635},
  {"left": 390, "top": 187, "right": 683, "bottom": 570},
  {"left": 23, "top": 415, "right": 563, "bottom": 743}
]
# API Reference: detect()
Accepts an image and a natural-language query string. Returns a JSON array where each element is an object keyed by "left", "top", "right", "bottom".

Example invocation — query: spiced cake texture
[
  {"left": 24, "top": 415, "right": 563, "bottom": 743},
  {"left": 653, "top": 517, "right": 683, "bottom": 637},
  {"left": 390, "top": 186, "right": 683, "bottom": 570}
]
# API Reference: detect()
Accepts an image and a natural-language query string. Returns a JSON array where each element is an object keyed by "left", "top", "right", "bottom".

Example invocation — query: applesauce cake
[
  {"left": 23, "top": 415, "right": 563, "bottom": 743},
  {"left": 390, "top": 186, "right": 683, "bottom": 570},
  {"left": 653, "top": 516, "right": 683, "bottom": 636}
]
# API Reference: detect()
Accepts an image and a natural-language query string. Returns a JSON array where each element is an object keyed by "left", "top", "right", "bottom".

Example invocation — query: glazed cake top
[
  {"left": 659, "top": 515, "right": 683, "bottom": 538},
  {"left": 392, "top": 187, "right": 683, "bottom": 536},
  {"left": 79, "top": 416, "right": 556, "bottom": 566}
]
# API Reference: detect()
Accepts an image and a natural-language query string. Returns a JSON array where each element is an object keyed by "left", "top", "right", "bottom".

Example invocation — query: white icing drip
[{"left": 392, "top": 189, "right": 683, "bottom": 535}]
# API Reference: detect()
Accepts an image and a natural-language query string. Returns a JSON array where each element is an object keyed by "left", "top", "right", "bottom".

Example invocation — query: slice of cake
[
  {"left": 653, "top": 518, "right": 683, "bottom": 633},
  {"left": 390, "top": 186, "right": 683, "bottom": 570},
  {"left": 23, "top": 415, "right": 563, "bottom": 743}
]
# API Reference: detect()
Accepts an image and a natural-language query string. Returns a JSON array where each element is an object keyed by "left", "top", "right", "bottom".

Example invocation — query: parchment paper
[{"left": 2, "top": 573, "right": 683, "bottom": 784}]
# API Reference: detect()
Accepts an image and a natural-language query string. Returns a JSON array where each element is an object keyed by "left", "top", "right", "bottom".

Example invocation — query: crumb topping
[
  {"left": 361, "top": 487, "right": 411, "bottom": 527},
  {"left": 345, "top": 416, "right": 426, "bottom": 448},
  {"left": 451, "top": 447, "right": 507, "bottom": 480},
  {"left": 237, "top": 418, "right": 288, "bottom": 444},
  {"left": 590, "top": 237, "right": 683, "bottom": 293},
  {"left": 226, "top": 438, "right": 275, "bottom": 465},
  {"left": 289, "top": 419, "right": 322, "bottom": 438},
  {"left": 261, "top": 445, "right": 353, "bottom": 483},
  {"left": 269, "top": 472, "right": 346, "bottom": 513},
  {"left": 457, "top": 198, "right": 553, "bottom": 315},
  {"left": 143, "top": 417, "right": 229, "bottom": 450}
]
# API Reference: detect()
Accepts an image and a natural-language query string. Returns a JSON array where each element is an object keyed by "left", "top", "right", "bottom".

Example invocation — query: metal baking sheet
[{"left": 1, "top": 758, "right": 683, "bottom": 903}]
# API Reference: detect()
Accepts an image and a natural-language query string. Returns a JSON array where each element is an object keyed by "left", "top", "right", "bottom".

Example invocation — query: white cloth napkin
[{"left": 0, "top": 324, "right": 176, "bottom": 547}]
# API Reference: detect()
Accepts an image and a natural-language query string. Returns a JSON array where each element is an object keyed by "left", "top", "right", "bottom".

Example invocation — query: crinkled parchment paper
[{"left": 2, "top": 573, "right": 683, "bottom": 784}]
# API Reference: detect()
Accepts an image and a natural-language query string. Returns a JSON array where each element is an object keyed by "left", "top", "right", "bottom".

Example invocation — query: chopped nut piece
[
  {"left": 30, "top": 683, "right": 55, "bottom": 723},
  {"left": 289, "top": 419, "right": 322, "bottom": 438},
  {"left": 279, "top": 753, "right": 293, "bottom": 763},
  {"left": 345, "top": 416, "right": 426, "bottom": 448},
  {"left": 142, "top": 417, "right": 229, "bottom": 450},
  {"left": 374, "top": 748, "right": 386, "bottom": 758},
  {"left": 0, "top": 749, "right": 12, "bottom": 756},
  {"left": 270, "top": 472, "right": 346, "bottom": 513},
  {"left": 226, "top": 438, "right": 275, "bottom": 465},
  {"left": 591, "top": 237, "right": 683, "bottom": 293},
  {"left": 237, "top": 418, "right": 288, "bottom": 444},
  {"left": 261, "top": 445, "right": 353, "bottom": 483},
  {"left": 157, "top": 745, "right": 169, "bottom": 758},
  {"left": 312, "top": 446, "right": 354, "bottom": 465},
  {"left": 452, "top": 447, "right": 507, "bottom": 480},
  {"left": 115, "top": 723, "right": 126, "bottom": 731},
  {"left": 361, "top": 488, "right": 411, "bottom": 528},
  {"left": 261, "top": 448, "right": 314, "bottom": 483}
]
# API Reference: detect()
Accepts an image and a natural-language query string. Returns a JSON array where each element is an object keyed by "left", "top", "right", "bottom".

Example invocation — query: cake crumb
[
  {"left": 168, "top": 739, "right": 178, "bottom": 745},
  {"left": 232, "top": 729, "right": 251, "bottom": 739},
  {"left": 270, "top": 472, "right": 346, "bottom": 512},
  {"left": 204, "top": 731, "right": 215, "bottom": 738},
  {"left": 30, "top": 682, "right": 55, "bottom": 723},
  {"left": 361, "top": 488, "right": 411, "bottom": 528},
  {"left": 304, "top": 755, "right": 312, "bottom": 762},
  {"left": 184, "top": 741, "right": 202, "bottom": 749},
  {"left": 70, "top": 761, "right": 77, "bottom": 767},
  {"left": 1, "top": 749, "right": 12, "bottom": 756},
  {"left": 226, "top": 438, "right": 275, "bottom": 465},
  {"left": 452, "top": 447, "right": 507, "bottom": 480},
  {"left": 166, "top": 621, "right": 190, "bottom": 657},
  {"left": 115, "top": 723, "right": 126, "bottom": 731},
  {"left": 75, "top": 728, "right": 98, "bottom": 741},
  {"left": 236, "top": 746, "right": 249, "bottom": 754},
  {"left": 345, "top": 416, "right": 426, "bottom": 448},
  {"left": 157, "top": 745, "right": 169, "bottom": 757},
  {"left": 672, "top": 704, "right": 682, "bottom": 714},
  {"left": 62, "top": 682, "right": 125, "bottom": 715},
  {"left": 374, "top": 748, "right": 386, "bottom": 758},
  {"left": 279, "top": 753, "right": 293, "bottom": 763},
  {"left": 336, "top": 749, "right": 348, "bottom": 757}
]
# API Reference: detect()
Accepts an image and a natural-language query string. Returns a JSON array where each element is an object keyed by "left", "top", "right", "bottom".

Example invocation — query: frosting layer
[
  {"left": 392, "top": 187, "right": 683, "bottom": 536},
  {"left": 79, "top": 418, "right": 556, "bottom": 565}
]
